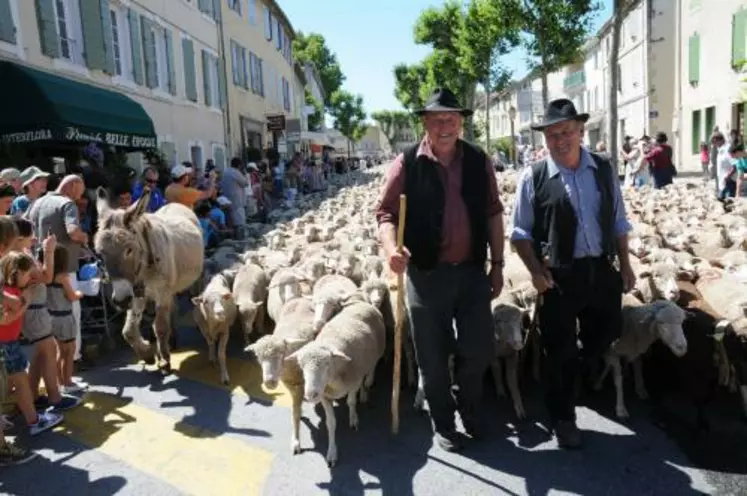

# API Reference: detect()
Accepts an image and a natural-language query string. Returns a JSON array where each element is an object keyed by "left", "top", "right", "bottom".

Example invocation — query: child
[
  {"left": 0, "top": 251, "right": 64, "bottom": 439},
  {"left": 12, "top": 219, "right": 80, "bottom": 412},
  {"left": 47, "top": 245, "right": 83, "bottom": 393}
]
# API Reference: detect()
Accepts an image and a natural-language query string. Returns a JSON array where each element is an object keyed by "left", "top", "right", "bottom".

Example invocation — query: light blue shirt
[{"left": 510, "top": 148, "right": 631, "bottom": 259}]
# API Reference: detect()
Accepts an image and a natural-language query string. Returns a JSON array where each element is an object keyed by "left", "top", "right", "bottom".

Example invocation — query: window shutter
[
  {"left": 688, "top": 34, "right": 700, "bottom": 84},
  {"left": 198, "top": 0, "right": 213, "bottom": 18},
  {"left": 80, "top": 0, "right": 107, "bottom": 70},
  {"left": 217, "top": 55, "right": 227, "bottom": 109},
  {"left": 213, "top": 146, "right": 225, "bottom": 170},
  {"left": 141, "top": 18, "right": 158, "bottom": 89},
  {"left": 35, "top": 0, "right": 60, "bottom": 58},
  {"left": 0, "top": 0, "right": 16, "bottom": 44},
  {"left": 182, "top": 38, "right": 197, "bottom": 102},
  {"left": 100, "top": 0, "right": 115, "bottom": 74},
  {"left": 202, "top": 49, "right": 213, "bottom": 106},
  {"left": 160, "top": 142, "right": 176, "bottom": 166},
  {"left": 165, "top": 30, "right": 177, "bottom": 95},
  {"left": 733, "top": 10, "right": 747, "bottom": 69},
  {"left": 212, "top": 0, "right": 221, "bottom": 21},
  {"left": 129, "top": 9, "right": 144, "bottom": 85}
]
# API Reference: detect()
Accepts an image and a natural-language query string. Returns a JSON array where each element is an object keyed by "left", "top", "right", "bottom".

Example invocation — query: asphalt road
[{"left": 1, "top": 315, "right": 745, "bottom": 496}]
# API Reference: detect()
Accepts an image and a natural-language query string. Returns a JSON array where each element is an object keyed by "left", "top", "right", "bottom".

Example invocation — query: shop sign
[
  {"left": 65, "top": 127, "right": 157, "bottom": 148},
  {"left": 267, "top": 114, "right": 286, "bottom": 131},
  {"left": 1, "top": 129, "right": 53, "bottom": 144}
]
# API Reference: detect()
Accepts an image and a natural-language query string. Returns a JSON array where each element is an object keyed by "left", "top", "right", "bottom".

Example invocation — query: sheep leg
[
  {"left": 290, "top": 385, "right": 303, "bottom": 455},
  {"left": 632, "top": 359, "right": 649, "bottom": 400},
  {"left": 490, "top": 358, "right": 506, "bottom": 398},
  {"left": 610, "top": 356, "right": 629, "bottom": 419},
  {"left": 413, "top": 371, "right": 426, "bottom": 411},
  {"left": 207, "top": 337, "right": 216, "bottom": 364},
  {"left": 505, "top": 353, "right": 525, "bottom": 419},
  {"left": 594, "top": 356, "right": 612, "bottom": 391},
  {"left": 321, "top": 397, "right": 338, "bottom": 467},
  {"left": 740, "top": 385, "right": 747, "bottom": 419},
  {"left": 255, "top": 303, "right": 267, "bottom": 336},
  {"left": 217, "top": 331, "right": 230, "bottom": 385},
  {"left": 360, "top": 369, "right": 375, "bottom": 404},
  {"left": 347, "top": 388, "right": 360, "bottom": 431}
]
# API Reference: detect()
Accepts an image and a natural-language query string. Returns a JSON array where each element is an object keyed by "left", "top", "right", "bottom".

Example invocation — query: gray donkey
[{"left": 94, "top": 187, "right": 204, "bottom": 371}]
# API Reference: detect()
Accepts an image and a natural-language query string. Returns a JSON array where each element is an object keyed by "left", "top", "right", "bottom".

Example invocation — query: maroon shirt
[
  {"left": 375, "top": 139, "right": 503, "bottom": 264},
  {"left": 644, "top": 144, "right": 673, "bottom": 169}
]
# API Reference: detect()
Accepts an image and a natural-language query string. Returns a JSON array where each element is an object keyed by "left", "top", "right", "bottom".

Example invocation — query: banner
[{"left": 0, "top": 126, "right": 157, "bottom": 149}]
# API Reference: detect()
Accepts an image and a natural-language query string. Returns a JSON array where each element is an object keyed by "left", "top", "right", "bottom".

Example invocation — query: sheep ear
[
  {"left": 221, "top": 292, "right": 233, "bottom": 301},
  {"left": 330, "top": 349, "right": 352, "bottom": 363},
  {"left": 191, "top": 296, "right": 202, "bottom": 306},
  {"left": 244, "top": 343, "right": 255, "bottom": 356},
  {"left": 676, "top": 269, "right": 694, "bottom": 282},
  {"left": 283, "top": 337, "right": 307, "bottom": 348}
]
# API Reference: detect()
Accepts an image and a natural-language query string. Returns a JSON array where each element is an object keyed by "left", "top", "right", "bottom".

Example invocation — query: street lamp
[{"left": 508, "top": 106, "right": 517, "bottom": 166}]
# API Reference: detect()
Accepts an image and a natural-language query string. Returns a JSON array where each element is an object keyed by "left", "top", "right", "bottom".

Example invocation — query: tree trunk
[
  {"left": 540, "top": 70, "right": 549, "bottom": 110},
  {"left": 463, "top": 81, "right": 478, "bottom": 142},
  {"left": 485, "top": 82, "right": 491, "bottom": 151},
  {"left": 608, "top": 0, "right": 624, "bottom": 174}
]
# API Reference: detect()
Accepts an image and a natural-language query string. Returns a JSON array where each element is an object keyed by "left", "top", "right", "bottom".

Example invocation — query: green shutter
[
  {"left": 165, "top": 30, "right": 177, "bottom": 95},
  {"left": 141, "top": 17, "right": 157, "bottom": 89},
  {"left": 35, "top": 0, "right": 60, "bottom": 58},
  {"left": 688, "top": 34, "right": 700, "bottom": 84},
  {"left": 0, "top": 0, "right": 16, "bottom": 44},
  {"left": 80, "top": 0, "right": 107, "bottom": 70},
  {"left": 733, "top": 10, "right": 747, "bottom": 69},
  {"left": 128, "top": 9, "right": 144, "bottom": 85},
  {"left": 182, "top": 38, "right": 197, "bottom": 102},
  {"left": 100, "top": 0, "right": 115, "bottom": 74},
  {"left": 202, "top": 49, "right": 212, "bottom": 106},
  {"left": 217, "top": 55, "right": 227, "bottom": 109}
]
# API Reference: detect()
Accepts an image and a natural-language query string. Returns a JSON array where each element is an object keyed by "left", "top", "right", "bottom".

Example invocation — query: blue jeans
[{"left": 0, "top": 340, "right": 28, "bottom": 375}]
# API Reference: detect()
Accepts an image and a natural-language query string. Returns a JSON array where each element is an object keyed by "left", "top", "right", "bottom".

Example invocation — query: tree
[
  {"left": 293, "top": 32, "right": 345, "bottom": 108},
  {"left": 502, "top": 0, "right": 601, "bottom": 108},
  {"left": 371, "top": 110, "right": 411, "bottom": 150},
  {"left": 459, "top": 0, "right": 519, "bottom": 147},
  {"left": 304, "top": 88, "right": 324, "bottom": 132},
  {"left": 393, "top": 63, "right": 428, "bottom": 137},
  {"left": 329, "top": 90, "right": 368, "bottom": 157}
]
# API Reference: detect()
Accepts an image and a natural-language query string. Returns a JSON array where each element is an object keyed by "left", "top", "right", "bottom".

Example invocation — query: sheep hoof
[
  {"left": 143, "top": 356, "right": 157, "bottom": 366},
  {"left": 291, "top": 441, "right": 301, "bottom": 455},
  {"left": 514, "top": 404, "right": 526, "bottom": 420},
  {"left": 222, "top": 378, "right": 230, "bottom": 386},
  {"left": 616, "top": 406, "right": 630, "bottom": 419}
]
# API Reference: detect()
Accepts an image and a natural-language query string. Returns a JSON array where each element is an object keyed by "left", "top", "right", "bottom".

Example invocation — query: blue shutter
[
  {"left": 35, "top": 0, "right": 60, "bottom": 57},
  {"left": 141, "top": 17, "right": 158, "bottom": 89},
  {"left": 0, "top": 0, "right": 16, "bottom": 44},
  {"left": 128, "top": 9, "right": 144, "bottom": 85},
  {"left": 217, "top": 54, "right": 227, "bottom": 109},
  {"left": 182, "top": 38, "right": 197, "bottom": 101},
  {"left": 165, "top": 30, "right": 176, "bottom": 95},
  {"left": 202, "top": 49, "right": 212, "bottom": 106},
  {"left": 100, "top": 0, "right": 115, "bottom": 74}
]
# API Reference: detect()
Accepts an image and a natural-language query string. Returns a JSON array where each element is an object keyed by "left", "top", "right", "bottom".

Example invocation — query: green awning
[{"left": 0, "top": 60, "right": 157, "bottom": 150}]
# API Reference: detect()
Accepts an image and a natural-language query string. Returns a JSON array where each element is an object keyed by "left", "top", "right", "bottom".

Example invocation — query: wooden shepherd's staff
[{"left": 392, "top": 194, "right": 407, "bottom": 435}]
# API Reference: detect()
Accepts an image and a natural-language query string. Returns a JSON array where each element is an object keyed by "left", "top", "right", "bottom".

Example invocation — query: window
[
  {"left": 208, "top": 54, "right": 220, "bottom": 108},
  {"left": 54, "top": 0, "right": 84, "bottom": 64},
  {"left": 155, "top": 28, "right": 170, "bottom": 93},
  {"left": 692, "top": 109, "right": 702, "bottom": 154},
  {"left": 276, "top": 18, "right": 282, "bottom": 50},
  {"left": 230, "top": 40, "right": 248, "bottom": 88},
  {"left": 249, "top": 52, "right": 264, "bottom": 96},
  {"left": 282, "top": 76, "right": 290, "bottom": 111},
  {"left": 263, "top": 6, "right": 271, "bottom": 40},
  {"left": 110, "top": 10, "right": 122, "bottom": 75},
  {"left": 248, "top": 0, "right": 256, "bottom": 24},
  {"left": 705, "top": 106, "right": 716, "bottom": 138},
  {"left": 227, "top": 0, "right": 240, "bottom": 15}
]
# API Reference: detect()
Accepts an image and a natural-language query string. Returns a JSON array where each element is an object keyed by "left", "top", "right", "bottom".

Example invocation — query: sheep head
[
  {"left": 285, "top": 342, "right": 351, "bottom": 404},
  {"left": 192, "top": 291, "right": 234, "bottom": 324},
  {"left": 246, "top": 335, "right": 307, "bottom": 390},
  {"left": 491, "top": 301, "right": 527, "bottom": 351},
  {"left": 645, "top": 301, "right": 688, "bottom": 357}
]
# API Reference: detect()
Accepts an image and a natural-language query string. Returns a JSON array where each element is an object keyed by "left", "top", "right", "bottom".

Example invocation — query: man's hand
[
  {"left": 386, "top": 245, "right": 410, "bottom": 275},
  {"left": 531, "top": 267, "right": 555, "bottom": 294},
  {"left": 489, "top": 265, "right": 504, "bottom": 299},
  {"left": 42, "top": 232, "right": 56, "bottom": 254},
  {"left": 620, "top": 262, "right": 637, "bottom": 293}
]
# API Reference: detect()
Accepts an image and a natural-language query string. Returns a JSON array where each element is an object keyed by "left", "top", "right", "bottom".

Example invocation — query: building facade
[
  {"left": 1, "top": 0, "right": 229, "bottom": 171},
  {"left": 221, "top": 0, "right": 297, "bottom": 159},
  {"left": 674, "top": 0, "right": 746, "bottom": 172},
  {"left": 356, "top": 125, "right": 388, "bottom": 158}
]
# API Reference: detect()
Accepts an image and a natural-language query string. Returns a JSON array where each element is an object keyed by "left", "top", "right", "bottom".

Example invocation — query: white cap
[
  {"left": 216, "top": 196, "right": 232, "bottom": 206},
  {"left": 171, "top": 164, "right": 192, "bottom": 178},
  {"left": 247, "top": 162, "right": 258, "bottom": 171}
]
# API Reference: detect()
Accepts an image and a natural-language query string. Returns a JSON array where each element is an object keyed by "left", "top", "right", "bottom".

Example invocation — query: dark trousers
[
  {"left": 406, "top": 263, "right": 494, "bottom": 433},
  {"left": 539, "top": 257, "right": 623, "bottom": 423}
]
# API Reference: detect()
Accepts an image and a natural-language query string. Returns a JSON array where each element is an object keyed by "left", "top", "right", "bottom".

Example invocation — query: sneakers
[
  {"left": 0, "top": 441, "right": 38, "bottom": 466},
  {"left": 29, "top": 411, "right": 63, "bottom": 436},
  {"left": 0, "top": 415, "right": 13, "bottom": 431},
  {"left": 554, "top": 420, "right": 583, "bottom": 450},
  {"left": 61, "top": 381, "right": 88, "bottom": 394},
  {"left": 50, "top": 395, "right": 82, "bottom": 412}
]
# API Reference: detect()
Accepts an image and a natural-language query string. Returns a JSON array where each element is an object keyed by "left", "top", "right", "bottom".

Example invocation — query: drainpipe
[
  {"left": 672, "top": 0, "right": 682, "bottom": 163},
  {"left": 216, "top": 8, "right": 232, "bottom": 159}
]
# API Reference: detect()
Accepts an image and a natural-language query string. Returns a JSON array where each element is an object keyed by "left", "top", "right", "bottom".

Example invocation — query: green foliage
[
  {"left": 501, "top": 0, "right": 601, "bottom": 74},
  {"left": 304, "top": 88, "right": 324, "bottom": 131},
  {"left": 293, "top": 32, "right": 345, "bottom": 108},
  {"left": 371, "top": 110, "right": 411, "bottom": 149},
  {"left": 492, "top": 137, "right": 513, "bottom": 156},
  {"left": 393, "top": 63, "right": 428, "bottom": 111},
  {"left": 330, "top": 90, "right": 368, "bottom": 146}
]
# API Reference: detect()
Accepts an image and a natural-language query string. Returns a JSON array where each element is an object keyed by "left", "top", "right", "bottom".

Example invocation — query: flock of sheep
[{"left": 185, "top": 164, "right": 747, "bottom": 467}]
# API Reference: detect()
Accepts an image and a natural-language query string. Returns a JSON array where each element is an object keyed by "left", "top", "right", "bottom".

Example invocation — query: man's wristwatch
[{"left": 491, "top": 258, "right": 505, "bottom": 268}]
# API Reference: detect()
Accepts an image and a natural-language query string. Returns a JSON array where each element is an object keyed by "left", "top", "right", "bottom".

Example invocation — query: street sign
[
  {"left": 267, "top": 114, "right": 286, "bottom": 131},
  {"left": 649, "top": 110, "right": 659, "bottom": 118}
]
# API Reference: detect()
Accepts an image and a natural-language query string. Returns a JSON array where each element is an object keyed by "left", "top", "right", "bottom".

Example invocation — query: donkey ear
[
  {"left": 96, "top": 187, "right": 111, "bottom": 217},
  {"left": 123, "top": 187, "right": 150, "bottom": 226}
]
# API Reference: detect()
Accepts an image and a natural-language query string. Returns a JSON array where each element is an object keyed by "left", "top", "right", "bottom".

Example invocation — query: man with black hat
[
  {"left": 511, "top": 98, "right": 635, "bottom": 449},
  {"left": 375, "top": 88, "right": 504, "bottom": 452}
]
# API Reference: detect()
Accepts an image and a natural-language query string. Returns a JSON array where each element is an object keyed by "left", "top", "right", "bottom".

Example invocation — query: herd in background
[{"left": 126, "top": 165, "right": 747, "bottom": 468}]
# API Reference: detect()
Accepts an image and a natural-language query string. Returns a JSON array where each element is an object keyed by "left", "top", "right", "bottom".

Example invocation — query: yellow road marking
[
  {"left": 136, "top": 348, "right": 293, "bottom": 408},
  {"left": 56, "top": 391, "right": 275, "bottom": 496}
]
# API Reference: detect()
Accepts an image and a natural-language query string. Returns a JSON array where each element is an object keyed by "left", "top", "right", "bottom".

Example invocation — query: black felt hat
[
  {"left": 414, "top": 87, "right": 473, "bottom": 117},
  {"left": 531, "top": 98, "right": 589, "bottom": 131}
]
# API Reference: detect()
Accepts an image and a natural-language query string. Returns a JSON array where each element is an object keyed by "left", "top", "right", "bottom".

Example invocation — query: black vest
[
  {"left": 530, "top": 152, "right": 617, "bottom": 268},
  {"left": 403, "top": 140, "right": 489, "bottom": 270}
]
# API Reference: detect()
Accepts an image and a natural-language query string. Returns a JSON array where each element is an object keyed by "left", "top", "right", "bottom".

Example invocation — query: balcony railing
[{"left": 563, "top": 70, "right": 586, "bottom": 91}]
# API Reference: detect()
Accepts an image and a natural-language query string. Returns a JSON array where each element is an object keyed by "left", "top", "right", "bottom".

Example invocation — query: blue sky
[{"left": 280, "top": 0, "right": 613, "bottom": 116}]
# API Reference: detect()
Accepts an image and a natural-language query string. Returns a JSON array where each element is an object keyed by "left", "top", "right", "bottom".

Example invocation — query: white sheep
[
  {"left": 267, "top": 267, "right": 305, "bottom": 323},
  {"left": 245, "top": 297, "right": 316, "bottom": 454},
  {"left": 192, "top": 272, "right": 238, "bottom": 385},
  {"left": 594, "top": 298, "right": 688, "bottom": 419},
  {"left": 232, "top": 263, "right": 269, "bottom": 344},
  {"left": 489, "top": 294, "right": 530, "bottom": 419},
  {"left": 311, "top": 274, "right": 357, "bottom": 331},
  {"left": 285, "top": 301, "right": 386, "bottom": 467}
]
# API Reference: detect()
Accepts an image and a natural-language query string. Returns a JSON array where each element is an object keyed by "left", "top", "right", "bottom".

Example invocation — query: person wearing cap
[
  {"left": 132, "top": 167, "right": 166, "bottom": 213},
  {"left": 0, "top": 168, "right": 22, "bottom": 194},
  {"left": 375, "top": 87, "right": 504, "bottom": 452},
  {"left": 511, "top": 98, "right": 635, "bottom": 450},
  {"left": 11, "top": 166, "right": 50, "bottom": 216},
  {"left": 165, "top": 164, "right": 214, "bottom": 209},
  {"left": 643, "top": 131, "right": 676, "bottom": 189}
]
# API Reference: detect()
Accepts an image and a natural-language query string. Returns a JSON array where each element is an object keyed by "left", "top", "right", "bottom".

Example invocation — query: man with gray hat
[
  {"left": 376, "top": 87, "right": 504, "bottom": 452},
  {"left": 11, "top": 166, "right": 50, "bottom": 215},
  {"left": 511, "top": 98, "right": 635, "bottom": 449},
  {"left": 0, "top": 167, "right": 22, "bottom": 193}
]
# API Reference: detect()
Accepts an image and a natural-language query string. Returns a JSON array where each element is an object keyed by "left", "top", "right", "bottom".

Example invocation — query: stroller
[{"left": 77, "top": 248, "right": 121, "bottom": 358}]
